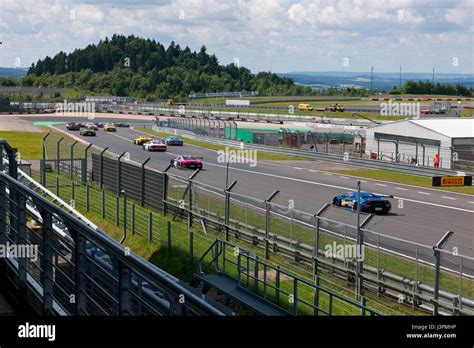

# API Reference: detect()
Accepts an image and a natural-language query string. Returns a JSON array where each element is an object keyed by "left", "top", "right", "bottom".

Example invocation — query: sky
[{"left": 0, "top": 0, "right": 473, "bottom": 74}]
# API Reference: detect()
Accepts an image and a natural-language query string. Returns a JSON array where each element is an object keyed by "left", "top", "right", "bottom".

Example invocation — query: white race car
[{"left": 143, "top": 140, "right": 167, "bottom": 152}]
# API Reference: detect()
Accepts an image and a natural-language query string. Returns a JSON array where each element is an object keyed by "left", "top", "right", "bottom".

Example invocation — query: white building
[{"left": 365, "top": 118, "right": 474, "bottom": 170}]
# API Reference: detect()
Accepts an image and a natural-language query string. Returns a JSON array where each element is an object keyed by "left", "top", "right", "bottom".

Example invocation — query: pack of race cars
[
  {"left": 66, "top": 121, "right": 129, "bottom": 136},
  {"left": 66, "top": 122, "right": 395, "bottom": 212}
]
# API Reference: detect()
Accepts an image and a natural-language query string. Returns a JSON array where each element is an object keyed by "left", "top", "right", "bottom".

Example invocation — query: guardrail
[
  {"left": 153, "top": 125, "right": 460, "bottom": 177},
  {"left": 196, "top": 239, "right": 382, "bottom": 316},
  {"left": 0, "top": 142, "right": 227, "bottom": 316}
]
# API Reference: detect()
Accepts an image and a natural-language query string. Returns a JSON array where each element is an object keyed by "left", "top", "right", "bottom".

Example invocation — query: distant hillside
[
  {"left": 0, "top": 67, "right": 27, "bottom": 80},
  {"left": 24, "top": 34, "right": 312, "bottom": 98},
  {"left": 280, "top": 71, "right": 474, "bottom": 92}
]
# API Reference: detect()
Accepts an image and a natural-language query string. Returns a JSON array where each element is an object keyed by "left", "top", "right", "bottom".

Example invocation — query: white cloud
[{"left": 0, "top": 0, "right": 471, "bottom": 73}]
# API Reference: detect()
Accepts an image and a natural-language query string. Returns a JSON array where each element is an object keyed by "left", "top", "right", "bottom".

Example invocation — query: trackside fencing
[
  {"left": 0, "top": 144, "right": 227, "bottom": 316},
  {"left": 197, "top": 239, "right": 382, "bottom": 316},
  {"left": 37, "top": 142, "right": 474, "bottom": 316}
]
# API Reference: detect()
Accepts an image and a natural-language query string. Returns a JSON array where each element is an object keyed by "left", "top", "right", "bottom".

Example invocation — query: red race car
[
  {"left": 66, "top": 122, "right": 81, "bottom": 131},
  {"left": 171, "top": 155, "right": 203, "bottom": 170}
]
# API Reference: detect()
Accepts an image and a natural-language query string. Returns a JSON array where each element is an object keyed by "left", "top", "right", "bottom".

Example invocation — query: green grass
[
  {"left": 0, "top": 131, "right": 46, "bottom": 160},
  {"left": 324, "top": 169, "right": 474, "bottom": 195},
  {"left": 460, "top": 109, "right": 474, "bottom": 118},
  {"left": 0, "top": 128, "right": 91, "bottom": 161},
  {"left": 40, "top": 170, "right": 435, "bottom": 315},
  {"left": 137, "top": 128, "right": 310, "bottom": 161}
]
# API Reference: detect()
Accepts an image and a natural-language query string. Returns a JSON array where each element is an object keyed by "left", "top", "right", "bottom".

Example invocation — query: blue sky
[{"left": 0, "top": 0, "right": 472, "bottom": 73}]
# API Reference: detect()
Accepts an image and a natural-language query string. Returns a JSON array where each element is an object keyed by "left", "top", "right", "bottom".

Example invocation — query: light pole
[{"left": 356, "top": 180, "right": 363, "bottom": 298}]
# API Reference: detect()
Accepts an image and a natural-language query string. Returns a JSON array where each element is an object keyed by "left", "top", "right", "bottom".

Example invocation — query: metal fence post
[
  {"left": 356, "top": 180, "right": 363, "bottom": 298},
  {"left": 264, "top": 191, "right": 280, "bottom": 259},
  {"left": 186, "top": 170, "right": 200, "bottom": 228},
  {"left": 116, "top": 195, "right": 120, "bottom": 227},
  {"left": 433, "top": 231, "right": 454, "bottom": 316},
  {"left": 42, "top": 131, "right": 51, "bottom": 161},
  {"left": 56, "top": 137, "right": 64, "bottom": 174},
  {"left": 83, "top": 144, "right": 93, "bottom": 184},
  {"left": 40, "top": 209, "right": 54, "bottom": 314},
  {"left": 117, "top": 152, "right": 127, "bottom": 196},
  {"left": 99, "top": 147, "right": 108, "bottom": 189},
  {"left": 314, "top": 275, "right": 320, "bottom": 316},
  {"left": 101, "top": 189, "right": 105, "bottom": 219},
  {"left": 148, "top": 212, "right": 153, "bottom": 243},
  {"left": 224, "top": 181, "right": 238, "bottom": 241},
  {"left": 140, "top": 158, "right": 151, "bottom": 206},
  {"left": 360, "top": 296, "right": 366, "bottom": 316},
  {"left": 71, "top": 181, "right": 75, "bottom": 203},
  {"left": 56, "top": 176, "right": 60, "bottom": 196},
  {"left": 70, "top": 140, "right": 78, "bottom": 180}
]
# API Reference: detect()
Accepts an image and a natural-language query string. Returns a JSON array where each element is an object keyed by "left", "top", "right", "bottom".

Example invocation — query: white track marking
[
  {"left": 442, "top": 196, "right": 457, "bottom": 201},
  {"left": 417, "top": 192, "right": 431, "bottom": 195},
  {"left": 395, "top": 187, "right": 408, "bottom": 191},
  {"left": 339, "top": 176, "right": 349, "bottom": 179},
  {"left": 375, "top": 183, "right": 387, "bottom": 187}
]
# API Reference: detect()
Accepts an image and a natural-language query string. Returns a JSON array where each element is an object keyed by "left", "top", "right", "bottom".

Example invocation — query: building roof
[{"left": 410, "top": 119, "right": 474, "bottom": 138}]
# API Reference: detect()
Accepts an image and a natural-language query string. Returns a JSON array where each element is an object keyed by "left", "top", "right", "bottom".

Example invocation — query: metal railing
[
  {"left": 196, "top": 239, "right": 382, "bottom": 316},
  {"left": 0, "top": 141, "right": 226, "bottom": 316}
]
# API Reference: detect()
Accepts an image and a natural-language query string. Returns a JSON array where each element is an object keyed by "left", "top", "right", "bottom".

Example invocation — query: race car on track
[
  {"left": 66, "top": 122, "right": 81, "bottom": 131},
  {"left": 171, "top": 155, "right": 203, "bottom": 170},
  {"left": 114, "top": 122, "right": 129, "bottom": 127},
  {"left": 133, "top": 136, "right": 154, "bottom": 145},
  {"left": 164, "top": 136, "right": 183, "bottom": 146},
  {"left": 86, "top": 123, "right": 99, "bottom": 130},
  {"left": 143, "top": 140, "right": 167, "bottom": 152},
  {"left": 104, "top": 124, "right": 117, "bottom": 132},
  {"left": 94, "top": 122, "right": 105, "bottom": 128},
  {"left": 80, "top": 128, "right": 96, "bottom": 136},
  {"left": 328, "top": 103, "right": 345, "bottom": 112},
  {"left": 332, "top": 191, "right": 392, "bottom": 214}
]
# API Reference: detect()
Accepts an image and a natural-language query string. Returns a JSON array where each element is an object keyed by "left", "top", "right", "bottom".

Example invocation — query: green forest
[
  {"left": 390, "top": 80, "right": 472, "bottom": 96},
  {"left": 21, "top": 34, "right": 312, "bottom": 98}
]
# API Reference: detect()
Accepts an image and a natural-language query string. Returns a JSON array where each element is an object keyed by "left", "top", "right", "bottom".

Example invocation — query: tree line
[
  {"left": 23, "top": 34, "right": 312, "bottom": 98},
  {"left": 390, "top": 80, "right": 472, "bottom": 96}
]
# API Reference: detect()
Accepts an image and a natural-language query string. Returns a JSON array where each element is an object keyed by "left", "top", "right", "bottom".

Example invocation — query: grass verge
[{"left": 324, "top": 169, "right": 474, "bottom": 195}]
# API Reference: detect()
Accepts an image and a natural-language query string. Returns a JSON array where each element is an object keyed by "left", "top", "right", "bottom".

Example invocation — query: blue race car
[
  {"left": 332, "top": 191, "right": 392, "bottom": 214},
  {"left": 164, "top": 136, "right": 184, "bottom": 146}
]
